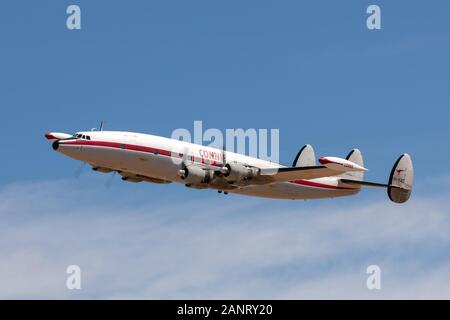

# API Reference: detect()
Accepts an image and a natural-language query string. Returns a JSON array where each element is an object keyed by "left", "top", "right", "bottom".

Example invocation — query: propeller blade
[
  {"left": 222, "top": 143, "right": 226, "bottom": 166},
  {"left": 74, "top": 163, "right": 86, "bottom": 178},
  {"left": 218, "top": 142, "right": 228, "bottom": 174},
  {"left": 105, "top": 171, "right": 117, "bottom": 188}
]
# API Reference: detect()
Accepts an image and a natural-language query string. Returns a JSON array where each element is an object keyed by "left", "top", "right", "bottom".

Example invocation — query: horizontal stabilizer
[
  {"left": 319, "top": 156, "right": 367, "bottom": 172},
  {"left": 339, "top": 179, "right": 387, "bottom": 188},
  {"left": 258, "top": 166, "right": 342, "bottom": 182}
]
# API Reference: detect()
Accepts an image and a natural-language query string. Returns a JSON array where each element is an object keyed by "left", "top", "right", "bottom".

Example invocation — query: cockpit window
[{"left": 72, "top": 133, "right": 91, "bottom": 140}]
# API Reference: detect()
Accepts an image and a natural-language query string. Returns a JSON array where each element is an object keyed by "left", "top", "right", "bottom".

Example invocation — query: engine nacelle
[
  {"left": 178, "top": 165, "right": 211, "bottom": 185},
  {"left": 223, "top": 162, "right": 257, "bottom": 183}
]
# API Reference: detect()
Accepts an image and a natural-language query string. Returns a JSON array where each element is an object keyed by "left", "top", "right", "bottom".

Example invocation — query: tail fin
[
  {"left": 292, "top": 144, "right": 316, "bottom": 167},
  {"left": 388, "top": 153, "right": 414, "bottom": 203},
  {"left": 339, "top": 153, "right": 414, "bottom": 204},
  {"left": 339, "top": 149, "right": 364, "bottom": 181}
]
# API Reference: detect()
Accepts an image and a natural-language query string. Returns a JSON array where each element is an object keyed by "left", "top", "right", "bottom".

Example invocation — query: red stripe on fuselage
[
  {"left": 59, "top": 140, "right": 220, "bottom": 167},
  {"left": 290, "top": 179, "right": 353, "bottom": 190}
]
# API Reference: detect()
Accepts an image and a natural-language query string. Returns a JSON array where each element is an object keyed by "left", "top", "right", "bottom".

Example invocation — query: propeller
[
  {"left": 105, "top": 171, "right": 117, "bottom": 188},
  {"left": 177, "top": 146, "right": 191, "bottom": 179},
  {"left": 219, "top": 143, "right": 229, "bottom": 175},
  {"left": 74, "top": 162, "right": 86, "bottom": 178}
]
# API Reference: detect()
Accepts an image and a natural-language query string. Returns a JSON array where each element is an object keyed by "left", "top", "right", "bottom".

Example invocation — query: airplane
[{"left": 45, "top": 128, "right": 414, "bottom": 203}]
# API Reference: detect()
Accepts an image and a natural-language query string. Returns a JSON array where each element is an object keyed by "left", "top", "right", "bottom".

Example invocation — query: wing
[
  {"left": 254, "top": 166, "right": 342, "bottom": 183},
  {"left": 120, "top": 172, "right": 172, "bottom": 184},
  {"left": 182, "top": 161, "right": 347, "bottom": 185}
]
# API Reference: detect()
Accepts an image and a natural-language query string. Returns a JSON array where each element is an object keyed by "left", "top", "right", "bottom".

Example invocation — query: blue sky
[{"left": 0, "top": 1, "right": 449, "bottom": 298}]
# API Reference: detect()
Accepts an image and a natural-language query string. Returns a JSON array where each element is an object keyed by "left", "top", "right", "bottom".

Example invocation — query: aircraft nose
[
  {"left": 52, "top": 140, "right": 59, "bottom": 151},
  {"left": 45, "top": 133, "right": 56, "bottom": 140},
  {"left": 44, "top": 132, "right": 72, "bottom": 141}
]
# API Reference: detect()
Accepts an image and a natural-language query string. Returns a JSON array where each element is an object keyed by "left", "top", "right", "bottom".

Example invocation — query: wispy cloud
[{"left": 0, "top": 179, "right": 449, "bottom": 299}]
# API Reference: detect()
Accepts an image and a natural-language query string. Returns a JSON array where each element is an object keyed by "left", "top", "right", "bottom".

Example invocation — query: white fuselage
[{"left": 53, "top": 131, "right": 359, "bottom": 200}]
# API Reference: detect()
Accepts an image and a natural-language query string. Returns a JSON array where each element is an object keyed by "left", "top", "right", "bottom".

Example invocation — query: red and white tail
[
  {"left": 388, "top": 153, "right": 414, "bottom": 203},
  {"left": 339, "top": 149, "right": 365, "bottom": 181},
  {"left": 292, "top": 144, "right": 316, "bottom": 167},
  {"left": 339, "top": 152, "right": 414, "bottom": 204}
]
